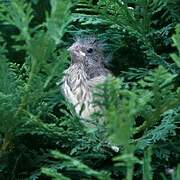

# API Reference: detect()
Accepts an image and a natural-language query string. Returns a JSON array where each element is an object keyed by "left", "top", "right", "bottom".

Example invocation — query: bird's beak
[{"left": 67, "top": 45, "right": 86, "bottom": 57}]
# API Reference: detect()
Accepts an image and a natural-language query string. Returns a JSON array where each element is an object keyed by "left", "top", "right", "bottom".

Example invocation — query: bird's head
[{"left": 68, "top": 37, "right": 105, "bottom": 66}]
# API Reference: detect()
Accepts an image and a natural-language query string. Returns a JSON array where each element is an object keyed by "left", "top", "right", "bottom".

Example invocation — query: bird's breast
[{"left": 62, "top": 64, "right": 93, "bottom": 116}]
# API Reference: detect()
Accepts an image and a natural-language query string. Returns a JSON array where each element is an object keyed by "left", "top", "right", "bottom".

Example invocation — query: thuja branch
[
  {"left": 14, "top": 56, "right": 38, "bottom": 118},
  {"left": 134, "top": 97, "right": 180, "bottom": 134}
]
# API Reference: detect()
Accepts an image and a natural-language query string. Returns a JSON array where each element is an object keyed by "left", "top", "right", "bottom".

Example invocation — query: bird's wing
[
  {"left": 88, "top": 74, "right": 113, "bottom": 88},
  {"left": 88, "top": 75, "right": 107, "bottom": 87}
]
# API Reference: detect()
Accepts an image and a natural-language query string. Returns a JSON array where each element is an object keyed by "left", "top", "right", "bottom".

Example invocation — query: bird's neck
[{"left": 70, "top": 61, "right": 107, "bottom": 79}]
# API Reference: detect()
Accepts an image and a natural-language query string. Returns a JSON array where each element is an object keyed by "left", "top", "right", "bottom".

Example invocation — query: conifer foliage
[{"left": 0, "top": 0, "right": 179, "bottom": 179}]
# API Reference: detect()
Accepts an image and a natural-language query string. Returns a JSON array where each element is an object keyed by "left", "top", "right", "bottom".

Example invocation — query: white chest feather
[
  {"left": 62, "top": 63, "right": 107, "bottom": 120},
  {"left": 62, "top": 63, "right": 94, "bottom": 119}
]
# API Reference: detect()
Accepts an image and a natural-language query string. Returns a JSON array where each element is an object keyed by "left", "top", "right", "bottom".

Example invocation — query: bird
[
  {"left": 61, "top": 36, "right": 119, "bottom": 152},
  {"left": 61, "top": 36, "right": 110, "bottom": 126}
]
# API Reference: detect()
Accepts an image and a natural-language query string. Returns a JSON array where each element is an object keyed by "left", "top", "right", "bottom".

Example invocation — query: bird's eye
[{"left": 87, "top": 48, "right": 93, "bottom": 53}]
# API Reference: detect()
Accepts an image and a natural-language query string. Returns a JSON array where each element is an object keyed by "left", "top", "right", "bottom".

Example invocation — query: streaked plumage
[
  {"left": 61, "top": 37, "right": 119, "bottom": 152},
  {"left": 61, "top": 37, "right": 110, "bottom": 122}
]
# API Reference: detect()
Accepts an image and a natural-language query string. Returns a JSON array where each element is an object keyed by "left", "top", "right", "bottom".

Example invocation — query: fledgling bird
[
  {"left": 61, "top": 37, "right": 119, "bottom": 152},
  {"left": 61, "top": 37, "right": 110, "bottom": 124}
]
